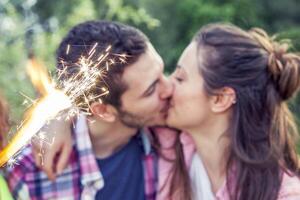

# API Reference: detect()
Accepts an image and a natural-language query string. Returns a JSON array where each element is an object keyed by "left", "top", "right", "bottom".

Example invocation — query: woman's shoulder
[{"left": 278, "top": 171, "right": 300, "bottom": 199}]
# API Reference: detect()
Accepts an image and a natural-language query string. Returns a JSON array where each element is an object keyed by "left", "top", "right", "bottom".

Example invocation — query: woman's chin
[{"left": 166, "top": 111, "right": 180, "bottom": 128}]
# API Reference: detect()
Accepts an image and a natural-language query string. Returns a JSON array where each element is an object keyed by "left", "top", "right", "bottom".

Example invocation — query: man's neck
[{"left": 87, "top": 116, "right": 138, "bottom": 159}]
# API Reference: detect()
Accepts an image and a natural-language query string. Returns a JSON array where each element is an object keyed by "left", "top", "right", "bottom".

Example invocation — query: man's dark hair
[{"left": 56, "top": 20, "right": 148, "bottom": 108}]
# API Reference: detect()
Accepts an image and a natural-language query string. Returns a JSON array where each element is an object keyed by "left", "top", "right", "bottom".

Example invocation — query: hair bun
[
  {"left": 249, "top": 28, "right": 300, "bottom": 100},
  {"left": 275, "top": 53, "right": 300, "bottom": 100}
]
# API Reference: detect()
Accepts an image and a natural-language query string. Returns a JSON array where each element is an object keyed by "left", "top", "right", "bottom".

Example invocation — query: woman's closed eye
[{"left": 175, "top": 76, "right": 183, "bottom": 82}]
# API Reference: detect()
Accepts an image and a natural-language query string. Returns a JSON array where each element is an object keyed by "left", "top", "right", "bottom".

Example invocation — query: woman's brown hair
[
  {"left": 193, "top": 23, "right": 300, "bottom": 200},
  {"left": 0, "top": 94, "right": 9, "bottom": 149},
  {"left": 151, "top": 128, "right": 192, "bottom": 200}
]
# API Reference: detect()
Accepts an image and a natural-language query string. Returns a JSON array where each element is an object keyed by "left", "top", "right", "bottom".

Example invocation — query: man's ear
[
  {"left": 90, "top": 102, "right": 117, "bottom": 122},
  {"left": 210, "top": 87, "right": 236, "bottom": 113}
]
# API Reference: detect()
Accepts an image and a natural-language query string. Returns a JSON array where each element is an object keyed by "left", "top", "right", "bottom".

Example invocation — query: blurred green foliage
[{"left": 0, "top": 0, "right": 299, "bottom": 150}]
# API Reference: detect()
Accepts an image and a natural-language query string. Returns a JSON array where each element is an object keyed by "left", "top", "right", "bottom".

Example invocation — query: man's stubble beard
[
  {"left": 117, "top": 108, "right": 150, "bottom": 128},
  {"left": 117, "top": 107, "right": 165, "bottom": 128}
]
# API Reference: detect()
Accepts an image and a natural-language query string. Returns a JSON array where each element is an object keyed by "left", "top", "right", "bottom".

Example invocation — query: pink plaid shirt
[{"left": 7, "top": 115, "right": 158, "bottom": 200}]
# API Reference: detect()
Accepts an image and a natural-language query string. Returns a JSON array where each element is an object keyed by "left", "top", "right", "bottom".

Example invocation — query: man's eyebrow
[
  {"left": 141, "top": 79, "right": 159, "bottom": 97},
  {"left": 176, "top": 64, "right": 182, "bottom": 69}
]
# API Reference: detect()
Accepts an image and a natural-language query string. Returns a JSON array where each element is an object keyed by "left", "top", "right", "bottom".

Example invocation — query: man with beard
[{"left": 7, "top": 20, "right": 181, "bottom": 200}]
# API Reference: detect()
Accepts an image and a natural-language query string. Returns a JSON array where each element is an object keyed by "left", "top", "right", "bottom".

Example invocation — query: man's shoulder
[
  {"left": 8, "top": 145, "right": 80, "bottom": 178},
  {"left": 5, "top": 146, "right": 37, "bottom": 198},
  {"left": 7, "top": 146, "right": 37, "bottom": 175},
  {"left": 7, "top": 145, "right": 81, "bottom": 199},
  {"left": 7, "top": 146, "right": 54, "bottom": 188}
]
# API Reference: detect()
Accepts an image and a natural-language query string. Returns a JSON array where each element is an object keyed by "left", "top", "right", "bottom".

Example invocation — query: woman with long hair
[{"left": 167, "top": 23, "right": 300, "bottom": 199}]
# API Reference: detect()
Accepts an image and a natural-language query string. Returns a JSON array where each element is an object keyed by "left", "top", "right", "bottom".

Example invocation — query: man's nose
[{"left": 159, "top": 76, "right": 174, "bottom": 100}]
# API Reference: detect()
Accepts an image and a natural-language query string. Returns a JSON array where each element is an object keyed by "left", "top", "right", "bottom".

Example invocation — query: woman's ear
[
  {"left": 210, "top": 87, "right": 236, "bottom": 113},
  {"left": 90, "top": 102, "right": 117, "bottom": 122}
]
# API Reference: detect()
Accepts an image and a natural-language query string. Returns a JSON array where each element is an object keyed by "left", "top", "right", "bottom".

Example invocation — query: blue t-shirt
[{"left": 95, "top": 135, "right": 145, "bottom": 200}]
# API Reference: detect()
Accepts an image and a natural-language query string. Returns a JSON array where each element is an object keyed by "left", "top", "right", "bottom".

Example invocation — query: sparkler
[{"left": 0, "top": 43, "right": 128, "bottom": 167}]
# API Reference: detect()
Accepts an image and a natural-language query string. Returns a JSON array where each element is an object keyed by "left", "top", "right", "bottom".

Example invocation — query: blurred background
[{"left": 0, "top": 0, "right": 299, "bottom": 151}]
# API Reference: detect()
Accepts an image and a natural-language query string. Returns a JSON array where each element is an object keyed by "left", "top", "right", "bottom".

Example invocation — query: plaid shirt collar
[
  {"left": 73, "top": 114, "right": 103, "bottom": 198},
  {"left": 74, "top": 114, "right": 157, "bottom": 199}
]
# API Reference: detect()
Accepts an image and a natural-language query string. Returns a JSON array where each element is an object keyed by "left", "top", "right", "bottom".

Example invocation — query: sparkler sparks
[{"left": 0, "top": 43, "right": 129, "bottom": 168}]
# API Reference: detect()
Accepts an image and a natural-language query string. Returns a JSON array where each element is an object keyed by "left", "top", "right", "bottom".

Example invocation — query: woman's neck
[{"left": 187, "top": 115, "right": 230, "bottom": 194}]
